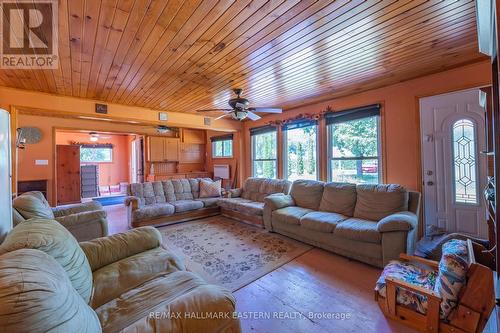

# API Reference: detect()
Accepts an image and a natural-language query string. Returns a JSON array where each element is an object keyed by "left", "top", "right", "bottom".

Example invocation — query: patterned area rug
[{"left": 158, "top": 216, "right": 312, "bottom": 291}]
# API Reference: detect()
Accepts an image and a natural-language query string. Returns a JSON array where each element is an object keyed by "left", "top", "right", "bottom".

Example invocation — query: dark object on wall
[
  {"left": 81, "top": 165, "right": 98, "bottom": 198},
  {"left": 95, "top": 103, "right": 108, "bottom": 114},
  {"left": 17, "top": 179, "right": 48, "bottom": 199}
]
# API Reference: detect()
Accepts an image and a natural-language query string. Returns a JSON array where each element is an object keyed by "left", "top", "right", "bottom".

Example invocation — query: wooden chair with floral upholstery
[{"left": 374, "top": 239, "right": 495, "bottom": 333}]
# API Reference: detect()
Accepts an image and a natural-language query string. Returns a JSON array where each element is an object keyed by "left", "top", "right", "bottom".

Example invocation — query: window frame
[
  {"left": 212, "top": 139, "right": 233, "bottom": 158},
  {"left": 282, "top": 122, "right": 319, "bottom": 181},
  {"left": 251, "top": 128, "right": 278, "bottom": 179},
  {"left": 451, "top": 117, "right": 480, "bottom": 206},
  {"left": 80, "top": 145, "right": 113, "bottom": 163},
  {"left": 327, "top": 114, "right": 383, "bottom": 184}
]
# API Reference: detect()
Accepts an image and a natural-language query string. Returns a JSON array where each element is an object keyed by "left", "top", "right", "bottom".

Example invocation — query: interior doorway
[
  {"left": 55, "top": 130, "right": 144, "bottom": 205},
  {"left": 419, "top": 88, "right": 488, "bottom": 238}
]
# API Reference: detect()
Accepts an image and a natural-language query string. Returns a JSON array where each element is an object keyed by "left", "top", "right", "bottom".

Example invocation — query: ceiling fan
[
  {"left": 88, "top": 132, "right": 112, "bottom": 142},
  {"left": 196, "top": 88, "right": 282, "bottom": 121}
]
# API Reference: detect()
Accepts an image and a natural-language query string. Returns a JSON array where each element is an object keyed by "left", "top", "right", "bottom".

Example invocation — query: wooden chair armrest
[
  {"left": 386, "top": 277, "right": 442, "bottom": 300},
  {"left": 399, "top": 253, "right": 439, "bottom": 270}
]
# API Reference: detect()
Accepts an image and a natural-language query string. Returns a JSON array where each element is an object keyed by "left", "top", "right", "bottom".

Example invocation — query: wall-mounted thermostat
[{"left": 159, "top": 112, "right": 168, "bottom": 121}]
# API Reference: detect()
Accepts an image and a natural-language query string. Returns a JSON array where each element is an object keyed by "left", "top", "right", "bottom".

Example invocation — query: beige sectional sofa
[
  {"left": 12, "top": 191, "right": 108, "bottom": 241},
  {"left": 264, "top": 180, "right": 420, "bottom": 268},
  {"left": 126, "top": 178, "right": 221, "bottom": 228},
  {"left": 0, "top": 218, "right": 240, "bottom": 332},
  {"left": 217, "top": 177, "right": 291, "bottom": 227}
]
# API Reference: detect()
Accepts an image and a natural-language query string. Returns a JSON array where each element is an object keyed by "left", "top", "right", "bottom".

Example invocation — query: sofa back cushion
[
  {"left": 0, "top": 219, "right": 93, "bottom": 304},
  {"left": 353, "top": 184, "right": 408, "bottom": 221},
  {"left": 255, "top": 178, "right": 291, "bottom": 202},
  {"left": 161, "top": 180, "right": 177, "bottom": 202},
  {"left": 129, "top": 182, "right": 166, "bottom": 205},
  {"left": 290, "top": 180, "right": 325, "bottom": 210},
  {"left": 319, "top": 182, "right": 357, "bottom": 216},
  {"left": 434, "top": 239, "right": 469, "bottom": 319},
  {"left": 241, "top": 178, "right": 265, "bottom": 201},
  {"left": 12, "top": 192, "right": 55, "bottom": 220},
  {"left": 171, "top": 179, "right": 194, "bottom": 200},
  {"left": 0, "top": 249, "right": 101, "bottom": 332}
]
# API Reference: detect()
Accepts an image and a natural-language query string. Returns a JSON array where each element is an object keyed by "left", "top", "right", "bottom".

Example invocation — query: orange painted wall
[
  {"left": 55, "top": 132, "right": 131, "bottom": 187},
  {"left": 242, "top": 61, "right": 492, "bottom": 191},
  {"left": 206, "top": 130, "right": 243, "bottom": 188}
]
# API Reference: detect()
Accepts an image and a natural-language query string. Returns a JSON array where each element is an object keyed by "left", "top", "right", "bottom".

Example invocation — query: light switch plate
[{"left": 35, "top": 159, "right": 48, "bottom": 165}]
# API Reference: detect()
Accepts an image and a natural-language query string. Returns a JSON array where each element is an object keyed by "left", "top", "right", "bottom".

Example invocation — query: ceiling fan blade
[
  {"left": 249, "top": 107, "right": 282, "bottom": 113},
  {"left": 246, "top": 111, "right": 261, "bottom": 121},
  {"left": 196, "top": 109, "right": 233, "bottom": 112},
  {"left": 214, "top": 113, "right": 231, "bottom": 120}
]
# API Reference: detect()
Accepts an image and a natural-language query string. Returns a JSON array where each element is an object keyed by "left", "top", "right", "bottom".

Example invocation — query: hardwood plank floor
[{"left": 104, "top": 204, "right": 416, "bottom": 333}]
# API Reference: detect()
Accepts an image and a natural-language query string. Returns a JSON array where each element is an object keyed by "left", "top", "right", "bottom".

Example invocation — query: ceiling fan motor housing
[{"left": 228, "top": 97, "right": 249, "bottom": 109}]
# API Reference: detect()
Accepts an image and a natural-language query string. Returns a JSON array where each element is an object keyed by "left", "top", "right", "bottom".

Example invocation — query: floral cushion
[
  {"left": 434, "top": 239, "right": 469, "bottom": 320},
  {"left": 376, "top": 260, "right": 437, "bottom": 315}
]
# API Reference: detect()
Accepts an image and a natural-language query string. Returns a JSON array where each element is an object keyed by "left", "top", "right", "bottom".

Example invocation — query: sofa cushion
[
  {"left": 132, "top": 203, "right": 175, "bottom": 222},
  {"left": 0, "top": 249, "right": 101, "bottom": 332},
  {"left": 319, "top": 182, "right": 357, "bottom": 216},
  {"left": 290, "top": 179, "right": 325, "bottom": 210},
  {"left": 129, "top": 182, "right": 166, "bottom": 205},
  {"left": 199, "top": 179, "right": 222, "bottom": 198},
  {"left": 255, "top": 178, "right": 291, "bottom": 202},
  {"left": 272, "top": 206, "right": 313, "bottom": 225},
  {"left": 334, "top": 218, "right": 381, "bottom": 244},
  {"left": 217, "top": 197, "right": 252, "bottom": 211},
  {"left": 91, "top": 247, "right": 184, "bottom": 308},
  {"left": 12, "top": 193, "right": 55, "bottom": 220},
  {"left": 161, "top": 180, "right": 176, "bottom": 202},
  {"left": 172, "top": 200, "right": 204, "bottom": 213},
  {"left": 195, "top": 197, "right": 219, "bottom": 208},
  {"left": 354, "top": 184, "right": 408, "bottom": 221},
  {"left": 434, "top": 239, "right": 469, "bottom": 319},
  {"left": 241, "top": 178, "right": 265, "bottom": 201},
  {"left": 172, "top": 179, "right": 194, "bottom": 200},
  {"left": 95, "top": 271, "right": 238, "bottom": 333},
  {"left": 234, "top": 201, "right": 265, "bottom": 216},
  {"left": 129, "top": 183, "right": 146, "bottom": 206},
  {"left": 0, "top": 219, "right": 93, "bottom": 303},
  {"left": 300, "top": 211, "right": 348, "bottom": 233}
]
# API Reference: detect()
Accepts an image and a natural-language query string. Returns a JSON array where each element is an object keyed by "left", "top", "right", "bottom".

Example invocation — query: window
[
  {"left": 80, "top": 144, "right": 113, "bottom": 163},
  {"left": 251, "top": 126, "right": 277, "bottom": 178},
  {"left": 283, "top": 120, "right": 318, "bottom": 181},
  {"left": 452, "top": 119, "right": 478, "bottom": 204},
  {"left": 211, "top": 134, "right": 233, "bottom": 158},
  {"left": 327, "top": 104, "right": 381, "bottom": 184}
]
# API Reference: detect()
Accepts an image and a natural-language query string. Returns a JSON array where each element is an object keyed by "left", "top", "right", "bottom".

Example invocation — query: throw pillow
[{"left": 199, "top": 179, "right": 222, "bottom": 198}]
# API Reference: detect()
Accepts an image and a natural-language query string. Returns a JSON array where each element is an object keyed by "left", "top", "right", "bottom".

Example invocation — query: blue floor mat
[{"left": 92, "top": 195, "right": 126, "bottom": 206}]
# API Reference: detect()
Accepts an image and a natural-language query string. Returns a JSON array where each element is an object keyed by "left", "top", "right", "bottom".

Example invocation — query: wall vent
[{"left": 204, "top": 117, "right": 212, "bottom": 126}]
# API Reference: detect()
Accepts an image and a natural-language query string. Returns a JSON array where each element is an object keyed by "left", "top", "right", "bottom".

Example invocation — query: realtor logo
[{"left": 0, "top": 0, "right": 58, "bottom": 69}]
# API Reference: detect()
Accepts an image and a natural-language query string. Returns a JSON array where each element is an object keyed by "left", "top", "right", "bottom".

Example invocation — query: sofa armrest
[
  {"left": 377, "top": 211, "right": 417, "bottom": 233},
  {"left": 227, "top": 188, "right": 242, "bottom": 198},
  {"left": 124, "top": 196, "right": 141, "bottom": 210},
  {"left": 79, "top": 227, "right": 162, "bottom": 271},
  {"left": 55, "top": 210, "right": 108, "bottom": 241},
  {"left": 264, "top": 194, "right": 295, "bottom": 211},
  {"left": 52, "top": 201, "right": 103, "bottom": 218}
]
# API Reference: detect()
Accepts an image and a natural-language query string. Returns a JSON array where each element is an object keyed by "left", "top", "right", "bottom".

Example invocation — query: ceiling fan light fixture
[
  {"left": 89, "top": 132, "right": 99, "bottom": 142},
  {"left": 231, "top": 110, "right": 248, "bottom": 121}
]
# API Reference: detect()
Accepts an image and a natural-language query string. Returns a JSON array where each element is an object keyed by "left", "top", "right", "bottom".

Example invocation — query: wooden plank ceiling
[{"left": 0, "top": 0, "right": 486, "bottom": 114}]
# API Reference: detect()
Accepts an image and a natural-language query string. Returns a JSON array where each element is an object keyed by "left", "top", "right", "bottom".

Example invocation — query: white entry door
[{"left": 420, "top": 89, "right": 488, "bottom": 238}]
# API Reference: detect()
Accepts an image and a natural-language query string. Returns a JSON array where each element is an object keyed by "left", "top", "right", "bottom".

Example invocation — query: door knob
[{"left": 427, "top": 181, "right": 434, "bottom": 186}]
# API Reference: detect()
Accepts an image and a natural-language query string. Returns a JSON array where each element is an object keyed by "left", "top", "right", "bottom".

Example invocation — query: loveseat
[
  {"left": 264, "top": 180, "right": 420, "bottom": 268},
  {"left": 217, "top": 177, "right": 291, "bottom": 227},
  {"left": 12, "top": 191, "right": 108, "bottom": 241},
  {"left": 0, "top": 218, "right": 240, "bottom": 332},
  {"left": 126, "top": 178, "right": 221, "bottom": 228}
]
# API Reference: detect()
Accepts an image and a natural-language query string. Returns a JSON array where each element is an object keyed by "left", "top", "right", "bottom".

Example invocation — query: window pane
[
  {"left": 213, "top": 140, "right": 232, "bottom": 157},
  {"left": 330, "top": 159, "right": 379, "bottom": 184},
  {"left": 214, "top": 142, "right": 223, "bottom": 156},
  {"left": 223, "top": 140, "right": 233, "bottom": 156},
  {"left": 254, "top": 131, "right": 277, "bottom": 160},
  {"left": 253, "top": 161, "right": 277, "bottom": 179},
  {"left": 331, "top": 116, "right": 378, "bottom": 158},
  {"left": 285, "top": 125, "right": 317, "bottom": 181},
  {"left": 80, "top": 147, "right": 112, "bottom": 163},
  {"left": 453, "top": 119, "right": 478, "bottom": 204}
]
